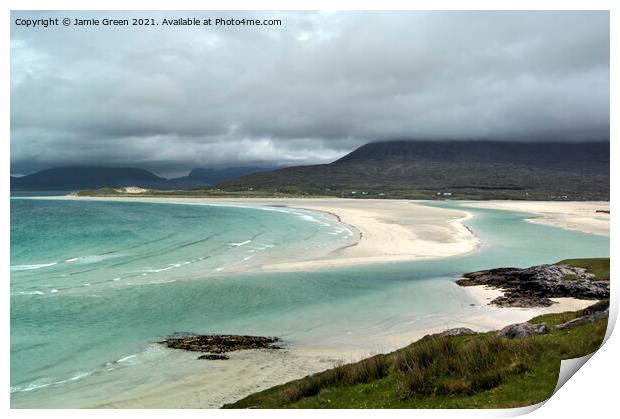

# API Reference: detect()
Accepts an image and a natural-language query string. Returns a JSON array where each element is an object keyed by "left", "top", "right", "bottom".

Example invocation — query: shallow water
[{"left": 10, "top": 197, "right": 609, "bottom": 407}]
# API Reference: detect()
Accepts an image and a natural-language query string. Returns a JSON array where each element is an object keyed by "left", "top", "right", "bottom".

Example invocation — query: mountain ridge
[
  {"left": 334, "top": 140, "right": 609, "bottom": 167},
  {"left": 215, "top": 140, "right": 609, "bottom": 200},
  {"left": 11, "top": 141, "right": 610, "bottom": 200},
  {"left": 10, "top": 165, "right": 276, "bottom": 191}
]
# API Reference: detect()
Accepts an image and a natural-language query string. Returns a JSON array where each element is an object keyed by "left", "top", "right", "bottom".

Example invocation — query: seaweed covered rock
[
  {"left": 197, "top": 354, "right": 230, "bottom": 360},
  {"left": 159, "top": 333, "right": 282, "bottom": 355},
  {"left": 490, "top": 295, "right": 556, "bottom": 308}
]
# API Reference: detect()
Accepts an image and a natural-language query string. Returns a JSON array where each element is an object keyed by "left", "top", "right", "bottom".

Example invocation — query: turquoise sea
[{"left": 10, "top": 196, "right": 609, "bottom": 407}]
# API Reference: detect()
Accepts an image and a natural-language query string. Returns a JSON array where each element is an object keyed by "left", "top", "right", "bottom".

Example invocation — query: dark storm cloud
[{"left": 11, "top": 11, "right": 609, "bottom": 177}]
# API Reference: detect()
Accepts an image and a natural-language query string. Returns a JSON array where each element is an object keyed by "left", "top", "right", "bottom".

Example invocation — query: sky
[{"left": 10, "top": 11, "right": 610, "bottom": 177}]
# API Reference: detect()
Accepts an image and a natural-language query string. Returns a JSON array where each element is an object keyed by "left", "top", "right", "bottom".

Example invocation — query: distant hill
[
  {"left": 14, "top": 142, "right": 609, "bottom": 199},
  {"left": 172, "top": 166, "right": 277, "bottom": 185},
  {"left": 216, "top": 141, "right": 610, "bottom": 200},
  {"left": 10, "top": 165, "right": 280, "bottom": 191},
  {"left": 11, "top": 166, "right": 169, "bottom": 190}
]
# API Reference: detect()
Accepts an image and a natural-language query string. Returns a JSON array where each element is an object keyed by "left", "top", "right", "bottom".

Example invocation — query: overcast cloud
[{"left": 10, "top": 11, "right": 609, "bottom": 177}]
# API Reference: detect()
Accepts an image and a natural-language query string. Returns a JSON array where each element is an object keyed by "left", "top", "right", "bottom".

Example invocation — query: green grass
[
  {"left": 70, "top": 188, "right": 332, "bottom": 199},
  {"left": 71, "top": 185, "right": 611, "bottom": 201},
  {"left": 557, "top": 258, "right": 610, "bottom": 281},
  {"left": 224, "top": 306, "right": 607, "bottom": 409}
]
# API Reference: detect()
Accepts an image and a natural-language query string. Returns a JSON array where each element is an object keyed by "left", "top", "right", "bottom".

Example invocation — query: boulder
[
  {"left": 582, "top": 300, "right": 610, "bottom": 315},
  {"left": 438, "top": 327, "right": 477, "bottom": 337},
  {"left": 497, "top": 322, "right": 549, "bottom": 339},
  {"left": 555, "top": 310, "right": 609, "bottom": 331}
]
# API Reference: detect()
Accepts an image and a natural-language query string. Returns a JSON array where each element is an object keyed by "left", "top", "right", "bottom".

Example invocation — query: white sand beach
[
  {"left": 63, "top": 196, "right": 481, "bottom": 271},
  {"left": 203, "top": 198, "right": 479, "bottom": 271},
  {"left": 62, "top": 197, "right": 610, "bottom": 270},
  {"left": 456, "top": 285, "right": 596, "bottom": 331},
  {"left": 463, "top": 201, "right": 610, "bottom": 236}
]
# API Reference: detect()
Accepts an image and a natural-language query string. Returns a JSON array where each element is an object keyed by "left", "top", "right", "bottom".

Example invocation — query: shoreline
[
  {"left": 459, "top": 285, "right": 596, "bottom": 330},
  {"left": 90, "top": 286, "right": 599, "bottom": 409},
  {"left": 57, "top": 196, "right": 482, "bottom": 272},
  {"left": 462, "top": 200, "right": 610, "bottom": 237}
]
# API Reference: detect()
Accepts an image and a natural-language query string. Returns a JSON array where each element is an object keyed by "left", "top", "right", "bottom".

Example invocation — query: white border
[{"left": 2, "top": 1, "right": 616, "bottom": 418}]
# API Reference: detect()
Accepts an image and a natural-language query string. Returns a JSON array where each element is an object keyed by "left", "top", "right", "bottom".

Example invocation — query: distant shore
[
  {"left": 462, "top": 201, "right": 610, "bottom": 236},
  {"left": 59, "top": 196, "right": 610, "bottom": 271}
]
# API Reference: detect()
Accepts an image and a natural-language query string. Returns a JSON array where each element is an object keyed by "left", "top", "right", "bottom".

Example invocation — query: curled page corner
[
  {"left": 553, "top": 353, "right": 594, "bottom": 395},
  {"left": 604, "top": 299, "right": 617, "bottom": 342},
  {"left": 502, "top": 352, "right": 600, "bottom": 416},
  {"left": 502, "top": 401, "right": 546, "bottom": 417}
]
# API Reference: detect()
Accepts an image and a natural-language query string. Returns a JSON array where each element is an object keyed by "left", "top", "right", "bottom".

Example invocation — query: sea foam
[
  {"left": 11, "top": 262, "right": 57, "bottom": 272},
  {"left": 228, "top": 240, "right": 252, "bottom": 247}
]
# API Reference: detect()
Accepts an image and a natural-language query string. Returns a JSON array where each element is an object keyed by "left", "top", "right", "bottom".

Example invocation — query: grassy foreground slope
[{"left": 225, "top": 307, "right": 607, "bottom": 409}]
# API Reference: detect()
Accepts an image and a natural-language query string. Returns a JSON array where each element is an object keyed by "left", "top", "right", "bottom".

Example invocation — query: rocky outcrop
[
  {"left": 555, "top": 310, "right": 609, "bottom": 331},
  {"left": 457, "top": 264, "right": 609, "bottom": 308},
  {"left": 497, "top": 322, "right": 549, "bottom": 339},
  {"left": 159, "top": 333, "right": 281, "bottom": 360}
]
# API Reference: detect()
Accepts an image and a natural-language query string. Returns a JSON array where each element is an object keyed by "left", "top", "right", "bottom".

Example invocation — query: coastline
[
  {"left": 59, "top": 196, "right": 482, "bottom": 271},
  {"left": 92, "top": 285, "right": 599, "bottom": 409},
  {"left": 56, "top": 196, "right": 610, "bottom": 271},
  {"left": 462, "top": 201, "right": 610, "bottom": 236}
]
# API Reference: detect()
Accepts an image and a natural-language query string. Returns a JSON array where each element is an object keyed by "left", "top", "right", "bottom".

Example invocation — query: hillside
[
  {"left": 10, "top": 166, "right": 174, "bottom": 190},
  {"left": 216, "top": 141, "right": 610, "bottom": 200}
]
